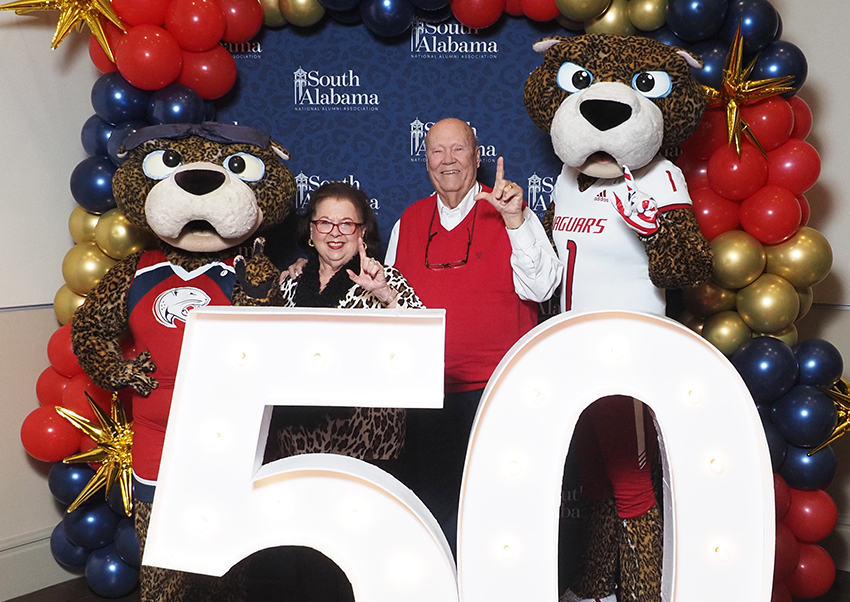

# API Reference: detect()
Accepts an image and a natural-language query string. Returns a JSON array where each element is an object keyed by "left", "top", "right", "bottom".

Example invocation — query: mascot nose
[
  {"left": 580, "top": 99, "right": 633, "bottom": 132},
  {"left": 174, "top": 169, "right": 227, "bottom": 196}
]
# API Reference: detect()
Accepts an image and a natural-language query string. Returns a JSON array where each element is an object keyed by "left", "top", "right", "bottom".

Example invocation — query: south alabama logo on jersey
[{"left": 153, "top": 287, "right": 212, "bottom": 328}]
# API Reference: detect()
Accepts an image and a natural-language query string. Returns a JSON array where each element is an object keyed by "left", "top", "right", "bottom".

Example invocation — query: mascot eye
[
  {"left": 143, "top": 149, "right": 183, "bottom": 180},
  {"left": 557, "top": 62, "right": 593, "bottom": 93},
  {"left": 632, "top": 71, "right": 672, "bottom": 98},
  {"left": 224, "top": 152, "right": 266, "bottom": 182}
]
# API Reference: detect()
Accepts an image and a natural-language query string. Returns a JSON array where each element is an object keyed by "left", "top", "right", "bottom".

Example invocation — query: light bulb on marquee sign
[{"left": 144, "top": 308, "right": 775, "bottom": 602}]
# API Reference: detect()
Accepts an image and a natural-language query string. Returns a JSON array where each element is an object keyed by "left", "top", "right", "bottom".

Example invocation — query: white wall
[{"left": 0, "top": 1, "right": 848, "bottom": 598}]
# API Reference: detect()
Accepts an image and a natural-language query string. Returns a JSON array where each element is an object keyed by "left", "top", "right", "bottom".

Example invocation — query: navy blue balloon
[
  {"left": 64, "top": 501, "right": 120, "bottom": 550},
  {"left": 319, "top": 0, "right": 361, "bottom": 13},
  {"left": 148, "top": 84, "right": 207, "bottom": 125},
  {"left": 752, "top": 40, "right": 808, "bottom": 97},
  {"left": 794, "top": 338, "right": 844, "bottom": 388},
  {"left": 113, "top": 518, "right": 141, "bottom": 567},
  {"left": 689, "top": 39, "right": 730, "bottom": 90},
  {"left": 408, "top": 0, "right": 449, "bottom": 14},
  {"left": 761, "top": 419, "right": 787, "bottom": 471},
  {"left": 414, "top": 4, "right": 452, "bottom": 24},
  {"left": 731, "top": 337, "right": 798, "bottom": 403},
  {"left": 330, "top": 5, "right": 363, "bottom": 23},
  {"left": 643, "top": 25, "right": 689, "bottom": 50},
  {"left": 81, "top": 115, "right": 115, "bottom": 157},
  {"left": 772, "top": 385, "right": 837, "bottom": 448},
  {"left": 91, "top": 72, "right": 150, "bottom": 126},
  {"left": 360, "top": 0, "right": 416, "bottom": 38},
  {"left": 70, "top": 156, "right": 117, "bottom": 213},
  {"left": 85, "top": 544, "right": 140, "bottom": 598},
  {"left": 107, "top": 120, "right": 149, "bottom": 167},
  {"left": 780, "top": 444, "right": 837, "bottom": 491},
  {"left": 48, "top": 463, "right": 96, "bottom": 506},
  {"left": 666, "top": 0, "right": 728, "bottom": 42},
  {"left": 719, "top": 0, "right": 779, "bottom": 55},
  {"left": 204, "top": 100, "right": 217, "bottom": 122},
  {"left": 51, "top": 522, "right": 91, "bottom": 569}
]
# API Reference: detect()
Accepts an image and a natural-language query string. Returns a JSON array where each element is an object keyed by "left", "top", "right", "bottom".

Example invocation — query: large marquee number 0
[{"left": 143, "top": 308, "right": 775, "bottom": 602}]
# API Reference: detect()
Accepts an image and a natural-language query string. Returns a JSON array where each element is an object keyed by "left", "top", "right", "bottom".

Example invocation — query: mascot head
[
  {"left": 524, "top": 34, "right": 706, "bottom": 179},
  {"left": 113, "top": 123, "right": 296, "bottom": 254}
]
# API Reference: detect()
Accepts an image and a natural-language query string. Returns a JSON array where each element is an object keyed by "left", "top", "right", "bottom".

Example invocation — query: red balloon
[
  {"left": 774, "top": 521, "right": 800, "bottom": 582},
  {"left": 178, "top": 46, "right": 238, "bottom": 99},
  {"left": 774, "top": 473, "right": 791, "bottom": 521},
  {"left": 520, "top": 0, "right": 559, "bottom": 21},
  {"left": 689, "top": 187, "right": 740, "bottom": 241},
  {"left": 770, "top": 581, "right": 792, "bottom": 602},
  {"left": 451, "top": 0, "right": 505, "bottom": 29},
  {"left": 47, "top": 324, "right": 83, "bottom": 378},
  {"left": 785, "top": 488, "right": 838, "bottom": 543},
  {"left": 88, "top": 25, "right": 121, "bottom": 74},
  {"left": 20, "top": 406, "right": 83, "bottom": 462},
  {"left": 61, "top": 373, "right": 113, "bottom": 422},
  {"left": 680, "top": 107, "right": 727, "bottom": 161},
  {"left": 36, "top": 367, "right": 72, "bottom": 407},
  {"left": 166, "top": 0, "right": 227, "bottom": 52},
  {"left": 740, "top": 97, "right": 794, "bottom": 152},
  {"left": 676, "top": 154, "right": 709, "bottom": 190},
  {"left": 797, "top": 194, "right": 810, "bottom": 227},
  {"left": 115, "top": 24, "right": 183, "bottom": 91},
  {"left": 739, "top": 185, "right": 801, "bottom": 244},
  {"left": 707, "top": 142, "right": 769, "bottom": 201},
  {"left": 787, "top": 543, "right": 835, "bottom": 599},
  {"left": 767, "top": 139, "right": 821, "bottom": 196},
  {"left": 218, "top": 0, "right": 265, "bottom": 43},
  {"left": 112, "top": 0, "right": 172, "bottom": 26},
  {"left": 504, "top": 0, "right": 523, "bottom": 16},
  {"left": 789, "top": 96, "right": 813, "bottom": 140}
]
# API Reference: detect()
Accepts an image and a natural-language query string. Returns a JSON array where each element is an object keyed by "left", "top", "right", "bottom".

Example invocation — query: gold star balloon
[
  {"left": 0, "top": 0, "right": 124, "bottom": 61},
  {"left": 704, "top": 24, "right": 796, "bottom": 155},
  {"left": 809, "top": 378, "right": 850, "bottom": 456},
  {"left": 56, "top": 392, "right": 134, "bottom": 516}
]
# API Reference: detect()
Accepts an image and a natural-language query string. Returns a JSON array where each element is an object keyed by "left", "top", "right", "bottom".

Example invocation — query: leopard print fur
[
  {"left": 619, "top": 504, "right": 663, "bottom": 602},
  {"left": 645, "top": 208, "right": 713, "bottom": 289},
  {"left": 570, "top": 496, "right": 619, "bottom": 599}
]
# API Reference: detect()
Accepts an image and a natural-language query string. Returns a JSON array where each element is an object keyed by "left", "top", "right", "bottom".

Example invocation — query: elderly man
[{"left": 385, "top": 117, "right": 562, "bottom": 551}]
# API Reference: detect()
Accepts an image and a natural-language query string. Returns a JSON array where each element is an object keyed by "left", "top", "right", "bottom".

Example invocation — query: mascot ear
[
  {"left": 676, "top": 49, "right": 704, "bottom": 70},
  {"left": 532, "top": 36, "right": 568, "bottom": 54},
  {"left": 270, "top": 141, "right": 291, "bottom": 162}
]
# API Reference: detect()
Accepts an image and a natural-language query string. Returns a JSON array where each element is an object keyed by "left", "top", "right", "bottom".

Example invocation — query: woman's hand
[
  {"left": 346, "top": 238, "right": 398, "bottom": 307},
  {"left": 282, "top": 257, "right": 308, "bottom": 283}
]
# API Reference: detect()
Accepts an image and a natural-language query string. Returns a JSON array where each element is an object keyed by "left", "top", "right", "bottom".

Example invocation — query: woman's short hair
[{"left": 297, "top": 182, "right": 381, "bottom": 256}]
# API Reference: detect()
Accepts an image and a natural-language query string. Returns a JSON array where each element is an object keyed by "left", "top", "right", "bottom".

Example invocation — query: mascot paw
[
  {"left": 234, "top": 237, "right": 282, "bottom": 302},
  {"left": 124, "top": 350, "right": 159, "bottom": 396},
  {"left": 611, "top": 165, "right": 658, "bottom": 237}
]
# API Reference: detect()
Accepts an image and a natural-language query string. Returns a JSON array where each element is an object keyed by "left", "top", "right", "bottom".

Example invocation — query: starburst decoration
[
  {"left": 0, "top": 0, "right": 124, "bottom": 61},
  {"left": 809, "top": 378, "right": 850, "bottom": 456},
  {"left": 56, "top": 392, "right": 134, "bottom": 516},
  {"left": 704, "top": 24, "right": 795, "bottom": 156}
]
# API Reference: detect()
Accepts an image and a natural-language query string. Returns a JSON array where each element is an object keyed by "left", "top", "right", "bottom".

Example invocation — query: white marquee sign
[{"left": 144, "top": 308, "right": 775, "bottom": 602}]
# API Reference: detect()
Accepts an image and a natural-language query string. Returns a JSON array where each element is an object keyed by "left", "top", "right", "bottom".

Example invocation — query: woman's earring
[
  {"left": 308, "top": 239, "right": 314, "bottom": 247},
  {"left": 363, "top": 242, "right": 368, "bottom": 252}
]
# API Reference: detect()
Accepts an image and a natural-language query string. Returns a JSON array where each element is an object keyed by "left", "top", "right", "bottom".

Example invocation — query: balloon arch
[{"left": 10, "top": 0, "right": 846, "bottom": 599}]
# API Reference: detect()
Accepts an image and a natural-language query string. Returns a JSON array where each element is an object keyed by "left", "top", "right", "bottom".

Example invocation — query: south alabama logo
[
  {"left": 153, "top": 287, "right": 212, "bottom": 328},
  {"left": 293, "top": 68, "right": 379, "bottom": 111},
  {"left": 409, "top": 18, "right": 499, "bottom": 58}
]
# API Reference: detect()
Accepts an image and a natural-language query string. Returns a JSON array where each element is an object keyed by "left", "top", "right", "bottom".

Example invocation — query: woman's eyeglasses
[
  {"left": 312, "top": 220, "right": 362, "bottom": 235},
  {"left": 425, "top": 202, "right": 478, "bottom": 270}
]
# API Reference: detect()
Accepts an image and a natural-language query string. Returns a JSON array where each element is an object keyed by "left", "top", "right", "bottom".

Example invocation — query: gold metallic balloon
[
  {"left": 555, "top": 14, "right": 586, "bottom": 30},
  {"left": 765, "top": 226, "right": 833, "bottom": 289},
  {"left": 736, "top": 273, "right": 800, "bottom": 334},
  {"left": 711, "top": 230, "right": 766, "bottom": 290},
  {"left": 701, "top": 311, "right": 752, "bottom": 356},
  {"left": 279, "top": 0, "right": 325, "bottom": 27},
  {"left": 677, "top": 310, "right": 704, "bottom": 335},
  {"left": 682, "top": 279, "right": 736, "bottom": 318},
  {"left": 261, "top": 0, "right": 287, "bottom": 27},
  {"left": 62, "top": 242, "right": 117, "bottom": 296},
  {"left": 68, "top": 206, "right": 101, "bottom": 244},
  {"left": 54, "top": 285, "right": 86, "bottom": 325},
  {"left": 585, "top": 0, "right": 635, "bottom": 35},
  {"left": 554, "top": 0, "right": 610, "bottom": 21},
  {"left": 756, "top": 324, "right": 798, "bottom": 348},
  {"left": 796, "top": 286, "right": 813, "bottom": 321},
  {"left": 94, "top": 209, "right": 153, "bottom": 260},
  {"left": 628, "top": 0, "right": 666, "bottom": 31}
]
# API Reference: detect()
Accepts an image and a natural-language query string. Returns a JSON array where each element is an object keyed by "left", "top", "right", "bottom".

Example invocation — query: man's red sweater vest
[{"left": 394, "top": 191, "right": 537, "bottom": 393}]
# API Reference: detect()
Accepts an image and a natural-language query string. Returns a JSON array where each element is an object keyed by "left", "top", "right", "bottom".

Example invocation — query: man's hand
[
  {"left": 475, "top": 156, "right": 525, "bottom": 229},
  {"left": 610, "top": 165, "right": 659, "bottom": 237}
]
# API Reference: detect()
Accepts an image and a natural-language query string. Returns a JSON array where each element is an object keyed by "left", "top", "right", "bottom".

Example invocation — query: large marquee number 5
[{"left": 144, "top": 308, "right": 775, "bottom": 602}]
